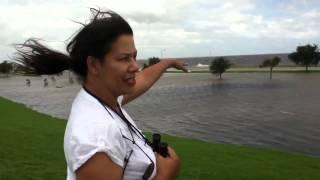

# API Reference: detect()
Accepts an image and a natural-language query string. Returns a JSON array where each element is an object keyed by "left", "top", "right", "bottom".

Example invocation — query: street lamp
[{"left": 160, "top": 48, "right": 166, "bottom": 58}]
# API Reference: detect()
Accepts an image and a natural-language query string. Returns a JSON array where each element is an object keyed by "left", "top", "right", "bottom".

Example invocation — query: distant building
[{"left": 196, "top": 63, "right": 209, "bottom": 67}]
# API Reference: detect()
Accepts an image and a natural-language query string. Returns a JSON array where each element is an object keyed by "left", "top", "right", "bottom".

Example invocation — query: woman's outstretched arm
[{"left": 122, "top": 60, "right": 188, "bottom": 105}]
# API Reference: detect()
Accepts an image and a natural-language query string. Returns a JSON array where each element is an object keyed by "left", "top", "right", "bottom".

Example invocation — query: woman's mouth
[{"left": 124, "top": 76, "right": 136, "bottom": 86}]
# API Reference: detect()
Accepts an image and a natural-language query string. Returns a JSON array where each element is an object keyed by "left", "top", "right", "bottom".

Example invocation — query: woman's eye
[{"left": 120, "top": 57, "right": 129, "bottom": 61}]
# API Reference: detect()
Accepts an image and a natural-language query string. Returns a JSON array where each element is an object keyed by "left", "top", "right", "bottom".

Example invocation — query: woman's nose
[{"left": 129, "top": 59, "right": 140, "bottom": 72}]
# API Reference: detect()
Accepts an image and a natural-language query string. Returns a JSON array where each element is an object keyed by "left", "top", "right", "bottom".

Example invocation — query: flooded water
[{"left": 1, "top": 73, "right": 320, "bottom": 156}]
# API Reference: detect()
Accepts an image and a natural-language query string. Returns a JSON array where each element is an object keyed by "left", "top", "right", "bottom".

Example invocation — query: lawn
[{"left": 1, "top": 96, "right": 320, "bottom": 180}]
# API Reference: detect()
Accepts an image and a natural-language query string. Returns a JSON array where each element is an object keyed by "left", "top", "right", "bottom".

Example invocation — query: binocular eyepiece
[{"left": 151, "top": 133, "right": 169, "bottom": 157}]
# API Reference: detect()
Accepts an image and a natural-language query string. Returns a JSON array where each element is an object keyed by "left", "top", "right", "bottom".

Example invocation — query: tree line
[
  {"left": 0, "top": 61, "right": 36, "bottom": 76},
  {"left": 1, "top": 44, "right": 319, "bottom": 79},
  {"left": 0, "top": 61, "right": 13, "bottom": 76},
  {"left": 209, "top": 44, "right": 320, "bottom": 79}
]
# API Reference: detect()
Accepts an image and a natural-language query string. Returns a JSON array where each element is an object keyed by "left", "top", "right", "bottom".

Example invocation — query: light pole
[
  {"left": 160, "top": 48, "right": 166, "bottom": 58},
  {"left": 209, "top": 48, "right": 214, "bottom": 57}
]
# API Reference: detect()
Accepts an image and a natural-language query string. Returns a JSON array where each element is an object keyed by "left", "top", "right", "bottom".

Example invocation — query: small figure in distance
[
  {"left": 43, "top": 78, "right": 48, "bottom": 87},
  {"left": 26, "top": 79, "right": 31, "bottom": 87}
]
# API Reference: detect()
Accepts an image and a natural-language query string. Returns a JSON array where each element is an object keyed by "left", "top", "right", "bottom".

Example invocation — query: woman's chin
[{"left": 121, "top": 86, "right": 136, "bottom": 95}]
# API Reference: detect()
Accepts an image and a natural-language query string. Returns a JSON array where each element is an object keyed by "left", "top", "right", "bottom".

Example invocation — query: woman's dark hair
[{"left": 14, "top": 8, "right": 133, "bottom": 79}]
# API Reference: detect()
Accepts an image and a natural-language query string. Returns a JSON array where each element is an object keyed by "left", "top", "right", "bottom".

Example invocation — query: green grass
[
  {"left": 1, "top": 97, "right": 320, "bottom": 180},
  {"left": 0, "top": 97, "right": 66, "bottom": 180},
  {"left": 158, "top": 134, "right": 320, "bottom": 180}
]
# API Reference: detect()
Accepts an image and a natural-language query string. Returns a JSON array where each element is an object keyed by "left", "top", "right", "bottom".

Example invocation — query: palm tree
[{"left": 260, "top": 56, "right": 281, "bottom": 80}]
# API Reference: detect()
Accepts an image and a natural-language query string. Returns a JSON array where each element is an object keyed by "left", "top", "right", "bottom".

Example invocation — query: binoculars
[{"left": 151, "top": 133, "right": 169, "bottom": 157}]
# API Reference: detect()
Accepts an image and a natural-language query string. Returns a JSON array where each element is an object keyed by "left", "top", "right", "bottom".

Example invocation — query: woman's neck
[{"left": 83, "top": 81, "right": 119, "bottom": 112}]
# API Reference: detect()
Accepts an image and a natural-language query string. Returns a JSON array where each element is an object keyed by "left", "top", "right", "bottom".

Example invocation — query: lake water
[{"left": 1, "top": 73, "right": 319, "bottom": 156}]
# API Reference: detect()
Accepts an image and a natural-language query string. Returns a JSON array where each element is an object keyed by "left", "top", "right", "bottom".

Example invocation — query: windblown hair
[{"left": 14, "top": 8, "right": 133, "bottom": 79}]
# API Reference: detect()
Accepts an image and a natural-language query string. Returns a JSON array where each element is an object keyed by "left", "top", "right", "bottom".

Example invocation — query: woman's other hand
[{"left": 154, "top": 147, "right": 181, "bottom": 180}]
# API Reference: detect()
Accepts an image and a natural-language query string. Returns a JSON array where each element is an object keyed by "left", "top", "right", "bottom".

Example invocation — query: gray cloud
[
  {"left": 126, "top": 12, "right": 163, "bottom": 24},
  {"left": 1, "top": 0, "right": 320, "bottom": 61}
]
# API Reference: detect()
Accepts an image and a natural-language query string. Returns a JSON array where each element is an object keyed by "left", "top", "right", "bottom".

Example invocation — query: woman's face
[{"left": 97, "top": 34, "right": 139, "bottom": 96}]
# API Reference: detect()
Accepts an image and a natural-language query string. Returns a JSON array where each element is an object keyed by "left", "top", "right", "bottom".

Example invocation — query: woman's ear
[{"left": 86, "top": 56, "right": 100, "bottom": 76}]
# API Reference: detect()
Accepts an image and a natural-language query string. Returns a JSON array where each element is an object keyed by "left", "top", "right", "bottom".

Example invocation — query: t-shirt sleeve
[{"left": 65, "top": 113, "right": 129, "bottom": 172}]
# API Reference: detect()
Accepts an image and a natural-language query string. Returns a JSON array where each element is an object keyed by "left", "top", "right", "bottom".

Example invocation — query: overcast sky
[{"left": 1, "top": 0, "right": 320, "bottom": 62}]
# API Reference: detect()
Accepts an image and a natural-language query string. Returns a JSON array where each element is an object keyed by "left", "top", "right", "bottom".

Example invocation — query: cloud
[{"left": 0, "top": 0, "right": 320, "bottom": 61}]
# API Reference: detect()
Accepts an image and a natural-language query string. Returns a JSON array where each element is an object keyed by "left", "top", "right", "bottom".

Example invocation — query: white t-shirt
[{"left": 64, "top": 88, "right": 156, "bottom": 180}]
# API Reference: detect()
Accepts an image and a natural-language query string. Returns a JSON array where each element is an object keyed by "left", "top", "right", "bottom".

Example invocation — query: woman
[{"left": 15, "top": 8, "right": 186, "bottom": 180}]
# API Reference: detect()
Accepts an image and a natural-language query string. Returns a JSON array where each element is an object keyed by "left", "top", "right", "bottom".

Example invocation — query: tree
[
  {"left": 209, "top": 57, "right": 231, "bottom": 79},
  {"left": 12, "top": 62, "right": 31, "bottom": 75},
  {"left": 259, "top": 56, "right": 281, "bottom": 80},
  {"left": 288, "top": 44, "right": 320, "bottom": 72},
  {"left": 142, "top": 63, "right": 148, "bottom": 70},
  {"left": 0, "top": 61, "right": 13, "bottom": 77},
  {"left": 148, "top": 57, "right": 160, "bottom": 66}
]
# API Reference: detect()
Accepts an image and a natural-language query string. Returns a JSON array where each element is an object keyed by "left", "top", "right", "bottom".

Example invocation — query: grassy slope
[
  {"left": 1, "top": 97, "right": 320, "bottom": 180},
  {"left": 0, "top": 97, "right": 66, "bottom": 180}
]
